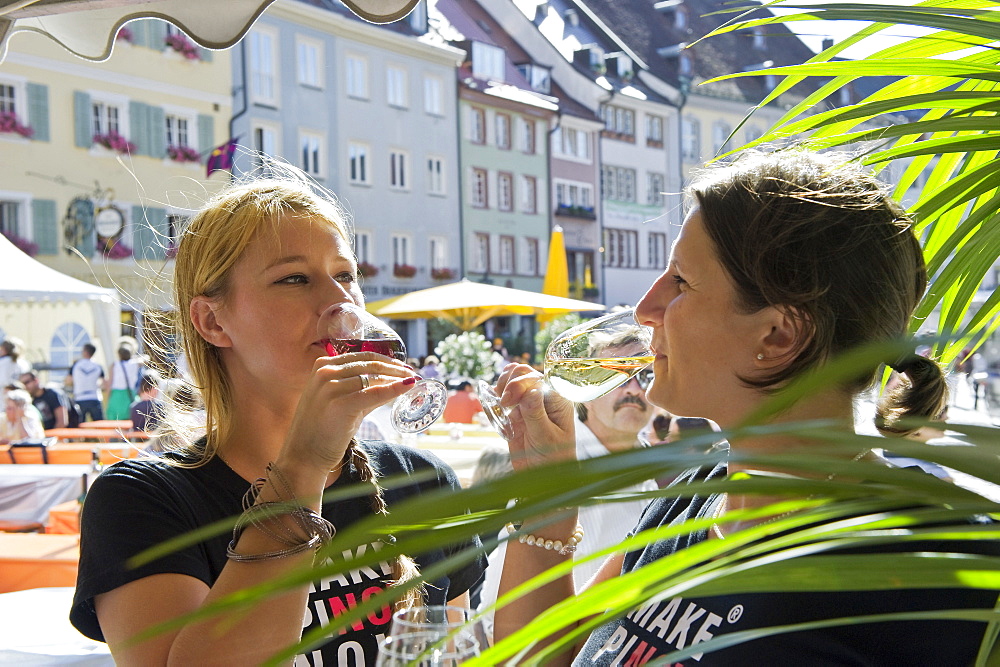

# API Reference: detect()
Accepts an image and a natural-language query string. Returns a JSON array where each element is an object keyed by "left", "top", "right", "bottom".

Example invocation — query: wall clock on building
[{"left": 95, "top": 206, "right": 125, "bottom": 240}]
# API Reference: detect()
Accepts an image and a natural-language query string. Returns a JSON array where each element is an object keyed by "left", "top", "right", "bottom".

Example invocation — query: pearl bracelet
[{"left": 506, "top": 522, "right": 584, "bottom": 556}]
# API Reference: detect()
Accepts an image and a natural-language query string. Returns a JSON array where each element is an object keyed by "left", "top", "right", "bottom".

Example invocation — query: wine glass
[
  {"left": 319, "top": 303, "right": 448, "bottom": 433},
  {"left": 477, "top": 308, "right": 653, "bottom": 439},
  {"left": 376, "top": 605, "right": 484, "bottom": 666}
]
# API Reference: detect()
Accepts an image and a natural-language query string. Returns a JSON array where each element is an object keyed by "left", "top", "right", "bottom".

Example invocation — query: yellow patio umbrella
[
  {"left": 366, "top": 279, "right": 604, "bottom": 331},
  {"left": 538, "top": 225, "right": 569, "bottom": 324}
]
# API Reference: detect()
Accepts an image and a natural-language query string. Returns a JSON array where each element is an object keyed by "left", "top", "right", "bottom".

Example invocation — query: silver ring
[{"left": 359, "top": 374, "right": 371, "bottom": 390}]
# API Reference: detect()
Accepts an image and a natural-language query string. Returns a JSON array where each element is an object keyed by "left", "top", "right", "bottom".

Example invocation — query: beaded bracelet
[{"left": 506, "top": 522, "right": 584, "bottom": 556}]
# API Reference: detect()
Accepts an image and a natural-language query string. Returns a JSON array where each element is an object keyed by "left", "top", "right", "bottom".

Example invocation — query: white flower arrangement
[{"left": 434, "top": 331, "right": 505, "bottom": 382}]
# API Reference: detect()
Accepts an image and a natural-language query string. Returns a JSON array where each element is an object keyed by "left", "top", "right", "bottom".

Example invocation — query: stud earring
[{"left": 757, "top": 353, "right": 764, "bottom": 360}]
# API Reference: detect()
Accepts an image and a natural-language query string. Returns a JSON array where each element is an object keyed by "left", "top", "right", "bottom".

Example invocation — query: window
[
  {"left": 648, "top": 232, "right": 667, "bottom": 268},
  {"left": 553, "top": 126, "right": 590, "bottom": 160},
  {"left": 753, "top": 26, "right": 766, "bottom": 50},
  {"left": 346, "top": 55, "right": 368, "bottom": 99},
  {"left": 681, "top": 116, "right": 700, "bottom": 161},
  {"left": 248, "top": 28, "right": 277, "bottom": 105},
  {"left": 92, "top": 99, "right": 122, "bottom": 137},
  {"left": 602, "top": 166, "right": 636, "bottom": 202},
  {"left": 0, "top": 198, "right": 25, "bottom": 239},
  {"left": 713, "top": 122, "right": 731, "bottom": 155},
  {"left": 471, "top": 168, "right": 488, "bottom": 208},
  {"left": 387, "top": 66, "right": 408, "bottom": 107},
  {"left": 50, "top": 323, "right": 89, "bottom": 371},
  {"left": 424, "top": 76, "right": 443, "bottom": 115},
  {"left": 602, "top": 105, "right": 635, "bottom": 137},
  {"left": 472, "top": 42, "right": 505, "bottom": 81},
  {"left": 499, "top": 235, "right": 515, "bottom": 274},
  {"left": 520, "top": 118, "right": 536, "bottom": 154},
  {"left": 679, "top": 53, "right": 693, "bottom": 77},
  {"left": 296, "top": 38, "right": 323, "bottom": 88},
  {"left": 253, "top": 124, "right": 277, "bottom": 157},
  {"left": 389, "top": 149, "right": 409, "bottom": 190},
  {"left": 745, "top": 125, "right": 764, "bottom": 143},
  {"left": 469, "top": 107, "right": 486, "bottom": 144},
  {"left": 391, "top": 234, "right": 411, "bottom": 266},
  {"left": 349, "top": 142, "right": 370, "bottom": 184},
  {"left": 165, "top": 114, "right": 190, "bottom": 148},
  {"left": 427, "top": 156, "right": 445, "bottom": 195},
  {"left": 521, "top": 176, "right": 537, "bottom": 214},
  {"left": 0, "top": 83, "right": 15, "bottom": 115},
  {"left": 429, "top": 236, "right": 447, "bottom": 270},
  {"left": 647, "top": 172, "right": 665, "bottom": 206},
  {"left": 300, "top": 132, "right": 323, "bottom": 177},
  {"left": 473, "top": 232, "right": 490, "bottom": 273},
  {"left": 646, "top": 115, "right": 663, "bottom": 144},
  {"left": 604, "top": 228, "right": 638, "bottom": 268},
  {"left": 516, "top": 64, "right": 551, "bottom": 94},
  {"left": 498, "top": 172, "right": 513, "bottom": 212},
  {"left": 556, "top": 180, "right": 593, "bottom": 208},
  {"left": 354, "top": 230, "right": 373, "bottom": 263},
  {"left": 524, "top": 238, "right": 539, "bottom": 275},
  {"left": 496, "top": 114, "right": 511, "bottom": 150},
  {"left": 0, "top": 78, "right": 26, "bottom": 126},
  {"left": 675, "top": 6, "right": 688, "bottom": 29}
]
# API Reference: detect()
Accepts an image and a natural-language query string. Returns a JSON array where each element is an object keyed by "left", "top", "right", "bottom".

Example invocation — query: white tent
[{"left": 0, "top": 234, "right": 120, "bottom": 369}]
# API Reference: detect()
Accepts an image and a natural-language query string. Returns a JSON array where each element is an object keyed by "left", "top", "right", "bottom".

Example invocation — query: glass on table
[
  {"left": 376, "top": 605, "right": 485, "bottom": 666},
  {"left": 319, "top": 303, "right": 448, "bottom": 433},
  {"left": 477, "top": 308, "right": 653, "bottom": 439}
]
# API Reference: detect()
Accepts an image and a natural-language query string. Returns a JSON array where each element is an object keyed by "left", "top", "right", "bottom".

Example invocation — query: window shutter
[
  {"left": 199, "top": 47, "right": 214, "bottom": 62},
  {"left": 148, "top": 105, "right": 165, "bottom": 158},
  {"left": 147, "top": 20, "right": 167, "bottom": 51},
  {"left": 130, "top": 20, "right": 149, "bottom": 48},
  {"left": 133, "top": 205, "right": 167, "bottom": 260},
  {"left": 73, "top": 91, "right": 92, "bottom": 148},
  {"left": 197, "top": 114, "right": 214, "bottom": 156},
  {"left": 129, "top": 101, "right": 149, "bottom": 155},
  {"left": 26, "top": 83, "right": 49, "bottom": 142},
  {"left": 32, "top": 199, "right": 58, "bottom": 255}
]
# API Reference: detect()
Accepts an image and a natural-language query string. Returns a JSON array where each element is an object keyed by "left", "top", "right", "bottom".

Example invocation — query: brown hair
[{"left": 688, "top": 150, "right": 947, "bottom": 435}]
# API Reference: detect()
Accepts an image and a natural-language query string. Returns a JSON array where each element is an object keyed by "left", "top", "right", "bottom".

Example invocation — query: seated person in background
[
  {"left": 20, "top": 371, "right": 67, "bottom": 430},
  {"left": 1, "top": 388, "right": 45, "bottom": 444},
  {"left": 419, "top": 354, "right": 442, "bottom": 380},
  {"left": 130, "top": 370, "right": 164, "bottom": 433},
  {"left": 442, "top": 380, "right": 484, "bottom": 424}
]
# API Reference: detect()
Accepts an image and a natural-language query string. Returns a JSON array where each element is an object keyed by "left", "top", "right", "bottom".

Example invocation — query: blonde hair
[{"left": 170, "top": 165, "right": 421, "bottom": 607}]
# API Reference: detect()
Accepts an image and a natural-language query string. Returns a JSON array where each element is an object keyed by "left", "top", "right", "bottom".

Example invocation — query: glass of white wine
[{"left": 477, "top": 308, "right": 653, "bottom": 439}]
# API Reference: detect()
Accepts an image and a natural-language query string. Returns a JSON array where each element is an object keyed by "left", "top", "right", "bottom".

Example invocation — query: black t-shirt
[
  {"left": 71, "top": 441, "right": 486, "bottom": 665},
  {"left": 574, "top": 464, "right": 999, "bottom": 666},
  {"left": 32, "top": 386, "right": 63, "bottom": 430}
]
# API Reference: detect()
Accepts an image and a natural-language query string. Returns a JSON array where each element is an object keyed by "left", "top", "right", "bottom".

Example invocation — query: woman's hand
[
  {"left": 281, "top": 352, "right": 417, "bottom": 471},
  {"left": 495, "top": 363, "right": 576, "bottom": 471}
]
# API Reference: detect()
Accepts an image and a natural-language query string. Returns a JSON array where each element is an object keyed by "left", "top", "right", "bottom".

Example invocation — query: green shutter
[
  {"left": 32, "top": 199, "right": 58, "bottom": 255},
  {"left": 198, "top": 47, "right": 214, "bottom": 62},
  {"left": 197, "top": 114, "right": 214, "bottom": 158},
  {"left": 148, "top": 106, "right": 165, "bottom": 158},
  {"left": 130, "top": 20, "right": 148, "bottom": 48},
  {"left": 147, "top": 20, "right": 167, "bottom": 51},
  {"left": 129, "top": 101, "right": 147, "bottom": 155},
  {"left": 73, "top": 91, "right": 92, "bottom": 148},
  {"left": 133, "top": 205, "right": 167, "bottom": 260},
  {"left": 26, "top": 83, "right": 49, "bottom": 142}
]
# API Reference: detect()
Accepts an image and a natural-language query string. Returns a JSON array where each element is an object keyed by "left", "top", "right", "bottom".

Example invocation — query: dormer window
[
  {"left": 472, "top": 42, "right": 505, "bottom": 82},
  {"left": 675, "top": 6, "right": 688, "bottom": 30},
  {"left": 753, "top": 27, "right": 766, "bottom": 50},
  {"left": 517, "top": 64, "right": 551, "bottom": 94},
  {"left": 606, "top": 53, "right": 633, "bottom": 79},
  {"left": 679, "top": 53, "right": 692, "bottom": 77}
]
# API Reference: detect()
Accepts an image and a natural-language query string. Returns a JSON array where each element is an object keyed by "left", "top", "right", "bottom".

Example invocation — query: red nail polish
[{"left": 402, "top": 377, "right": 417, "bottom": 386}]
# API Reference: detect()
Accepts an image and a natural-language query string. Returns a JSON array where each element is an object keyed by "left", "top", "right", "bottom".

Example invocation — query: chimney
[{"left": 822, "top": 37, "right": 834, "bottom": 51}]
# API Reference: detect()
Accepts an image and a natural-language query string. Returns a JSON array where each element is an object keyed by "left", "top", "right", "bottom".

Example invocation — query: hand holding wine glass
[{"left": 320, "top": 303, "right": 448, "bottom": 433}]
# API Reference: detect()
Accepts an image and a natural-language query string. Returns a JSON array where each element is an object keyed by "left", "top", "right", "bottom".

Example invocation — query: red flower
[
  {"left": 393, "top": 264, "right": 417, "bottom": 278},
  {"left": 0, "top": 111, "right": 33, "bottom": 138},
  {"left": 93, "top": 131, "right": 136, "bottom": 154}
]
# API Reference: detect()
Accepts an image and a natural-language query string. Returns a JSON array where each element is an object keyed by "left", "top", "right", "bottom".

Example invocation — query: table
[
  {"left": 0, "top": 533, "right": 80, "bottom": 593},
  {"left": 0, "top": 586, "right": 113, "bottom": 664},
  {"left": 45, "top": 428, "right": 148, "bottom": 442},
  {"left": 80, "top": 420, "right": 133, "bottom": 430},
  {"left": 0, "top": 465, "right": 90, "bottom": 523},
  {"left": 47, "top": 500, "right": 81, "bottom": 534}
]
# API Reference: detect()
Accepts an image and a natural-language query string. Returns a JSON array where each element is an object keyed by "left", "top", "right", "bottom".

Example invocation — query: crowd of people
[{"left": 1, "top": 150, "right": 987, "bottom": 664}]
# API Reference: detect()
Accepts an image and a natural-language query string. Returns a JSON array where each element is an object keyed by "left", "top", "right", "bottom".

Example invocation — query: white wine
[{"left": 544, "top": 356, "right": 654, "bottom": 403}]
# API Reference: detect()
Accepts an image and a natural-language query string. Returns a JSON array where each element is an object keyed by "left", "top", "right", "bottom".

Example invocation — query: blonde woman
[{"left": 71, "top": 169, "right": 485, "bottom": 664}]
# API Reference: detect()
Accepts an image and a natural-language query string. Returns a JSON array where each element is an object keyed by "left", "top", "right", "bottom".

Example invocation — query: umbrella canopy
[
  {"left": 366, "top": 279, "right": 604, "bottom": 331},
  {"left": 0, "top": 0, "right": 420, "bottom": 62},
  {"left": 538, "top": 225, "right": 569, "bottom": 324}
]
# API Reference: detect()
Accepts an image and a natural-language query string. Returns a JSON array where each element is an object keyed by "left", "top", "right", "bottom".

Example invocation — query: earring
[{"left": 756, "top": 353, "right": 764, "bottom": 360}]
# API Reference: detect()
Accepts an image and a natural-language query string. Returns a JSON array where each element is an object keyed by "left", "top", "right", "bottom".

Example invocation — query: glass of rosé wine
[{"left": 319, "top": 303, "right": 447, "bottom": 433}]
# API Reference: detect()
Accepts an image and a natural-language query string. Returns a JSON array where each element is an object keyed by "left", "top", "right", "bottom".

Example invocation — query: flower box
[
  {"left": 555, "top": 204, "right": 597, "bottom": 220},
  {"left": 393, "top": 263, "right": 417, "bottom": 278},
  {"left": 165, "top": 32, "right": 201, "bottom": 61},
  {"left": 646, "top": 139, "right": 664, "bottom": 149},
  {"left": 0, "top": 111, "right": 33, "bottom": 139},
  {"left": 93, "top": 132, "right": 136, "bottom": 154},
  {"left": 358, "top": 261, "right": 379, "bottom": 278},
  {"left": 2, "top": 231, "right": 38, "bottom": 256},
  {"left": 98, "top": 237, "right": 133, "bottom": 260},
  {"left": 167, "top": 145, "right": 201, "bottom": 163},
  {"left": 431, "top": 267, "right": 455, "bottom": 280}
]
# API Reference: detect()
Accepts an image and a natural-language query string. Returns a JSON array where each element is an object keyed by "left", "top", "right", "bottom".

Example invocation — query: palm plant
[{"left": 123, "top": 3, "right": 1000, "bottom": 663}]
